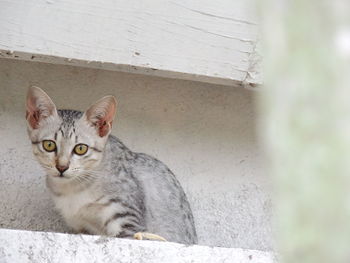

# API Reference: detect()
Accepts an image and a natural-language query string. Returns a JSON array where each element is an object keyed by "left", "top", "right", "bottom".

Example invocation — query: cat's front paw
[
  {"left": 72, "top": 227, "right": 90, "bottom": 235},
  {"left": 133, "top": 232, "right": 167, "bottom": 241}
]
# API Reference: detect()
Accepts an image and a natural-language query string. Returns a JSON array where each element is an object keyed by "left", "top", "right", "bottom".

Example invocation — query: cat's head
[{"left": 25, "top": 86, "right": 117, "bottom": 181}]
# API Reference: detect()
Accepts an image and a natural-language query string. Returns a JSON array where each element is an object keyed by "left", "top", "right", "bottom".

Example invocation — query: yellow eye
[
  {"left": 42, "top": 140, "right": 56, "bottom": 152},
  {"left": 74, "top": 144, "right": 88, "bottom": 155}
]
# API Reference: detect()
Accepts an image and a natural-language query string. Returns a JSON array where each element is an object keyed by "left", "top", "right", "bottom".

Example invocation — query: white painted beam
[
  {"left": 0, "top": 229, "right": 275, "bottom": 263},
  {"left": 0, "top": 0, "right": 261, "bottom": 87}
]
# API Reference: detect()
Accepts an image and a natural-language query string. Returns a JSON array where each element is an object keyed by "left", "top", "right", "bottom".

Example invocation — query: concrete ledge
[{"left": 0, "top": 229, "right": 275, "bottom": 263}]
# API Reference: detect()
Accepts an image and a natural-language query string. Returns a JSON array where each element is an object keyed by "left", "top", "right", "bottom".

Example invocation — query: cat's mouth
[
  {"left": 49, "top": 174, "right": 71, "bottom": 180},
  {"left": 52, "top": 174, "right": 69, "bottom": 179},
  {"left": 40, "top": 165, "right": 70, "bottom": 179},
  {"left": 46, "top": 170, "right": 73, "bottom": 179}
]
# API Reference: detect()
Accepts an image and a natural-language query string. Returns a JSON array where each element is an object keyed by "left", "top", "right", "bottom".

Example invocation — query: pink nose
[{"left": 56, "top": 165, "right": 69, "bottom": 176}]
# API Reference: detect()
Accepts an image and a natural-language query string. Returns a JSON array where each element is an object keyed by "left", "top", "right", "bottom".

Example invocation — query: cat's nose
[{"left": 56, "top": 165, "right": 69, "bottom": 176}]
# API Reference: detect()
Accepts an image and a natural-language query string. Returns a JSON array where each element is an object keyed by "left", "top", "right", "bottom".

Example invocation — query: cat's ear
[
  {"left": 85, "top": 96, "right": 117, "bottom": 137},
  {"left": 26, "top": 86, "right": 58, "bottom": 129}
]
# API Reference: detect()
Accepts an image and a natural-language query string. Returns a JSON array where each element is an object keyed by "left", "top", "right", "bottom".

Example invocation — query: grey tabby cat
[{"left": 25, "top": 86, "right": 197, "bottom": 244}]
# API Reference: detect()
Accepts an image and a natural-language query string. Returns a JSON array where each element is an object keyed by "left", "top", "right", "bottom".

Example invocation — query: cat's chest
[{"left": 52, "top": 190, "right": 95, "bottom": 226}]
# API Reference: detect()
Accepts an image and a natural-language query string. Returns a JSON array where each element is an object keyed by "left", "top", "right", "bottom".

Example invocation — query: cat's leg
[
  {"left": 73, "top": 227, "right": 90, "bottom": 235},
  {"left": 104, "top": 215, "right": 146, "bottom": 238},
  {"left": 77, "top": 201, "right": 166, "bottom": 241},
  {"left": 77, "top": 199, "right": 146, "bottom": 239},
  {"left": 76, "top": 203, "right": 110, "bottom": 235},
  {"left": 107, "top": 221, "right": 167, "bottom": 241}
]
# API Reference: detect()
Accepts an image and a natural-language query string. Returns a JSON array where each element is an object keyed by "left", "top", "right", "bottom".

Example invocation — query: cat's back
[{"left": 106, "top": 135, "right": 197, "bottom": 244}]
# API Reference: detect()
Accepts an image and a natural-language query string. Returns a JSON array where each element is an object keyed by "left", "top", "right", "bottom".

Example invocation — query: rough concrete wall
[
  {"left": 0, "top": 58, "right": 272, "bottom": 250},
  {"left": 0, "top": 229, "right": 276, "bottom": 263}
]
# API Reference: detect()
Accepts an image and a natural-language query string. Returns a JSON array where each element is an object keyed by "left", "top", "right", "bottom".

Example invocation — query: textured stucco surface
[
  {"left": 0, "top": 229, "right": 276, "bottom": 263},
  {"left": 0, "top": 58, "right": 272, "bottom": 250}
]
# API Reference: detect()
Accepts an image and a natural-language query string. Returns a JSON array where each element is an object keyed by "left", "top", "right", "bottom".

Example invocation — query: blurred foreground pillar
[{"left": 260, "top": 0, "right": 350, "bottom": 262}]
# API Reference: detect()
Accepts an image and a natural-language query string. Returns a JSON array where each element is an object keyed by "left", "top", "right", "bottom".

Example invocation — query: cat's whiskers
[
  {"left": 72, "top": 173, "right": 93, "bottom": 186},
  {"left": 74, "top": 175, "right": 85, "bottom": 185},
  {"left": 72, "top": 169, "right": 102, "bottom": 185},
  {"left": 41, "top": 164, "right": 54, "bottom": 170}
]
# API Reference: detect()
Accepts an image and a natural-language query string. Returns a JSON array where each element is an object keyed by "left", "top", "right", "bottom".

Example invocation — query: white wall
[{"left": 0, "top": 58, "right": 271, "bottom": 250}]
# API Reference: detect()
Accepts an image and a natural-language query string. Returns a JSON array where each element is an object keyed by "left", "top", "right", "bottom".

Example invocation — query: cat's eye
[
  {"left": 74, "top": 144, "right": 88, "bottom": 155},
  {"left": 42, "top": 140, "right": 56, "bottom": 152}
]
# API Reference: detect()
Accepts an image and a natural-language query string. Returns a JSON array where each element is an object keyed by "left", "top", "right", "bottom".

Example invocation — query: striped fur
[{"left": 26, "top": 87, "right": 197, "bottom": 244}]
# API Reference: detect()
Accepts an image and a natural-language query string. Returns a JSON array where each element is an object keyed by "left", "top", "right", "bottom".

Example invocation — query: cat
[{"left": 25, "top": 86, "right": 197, "bottom": 244}]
